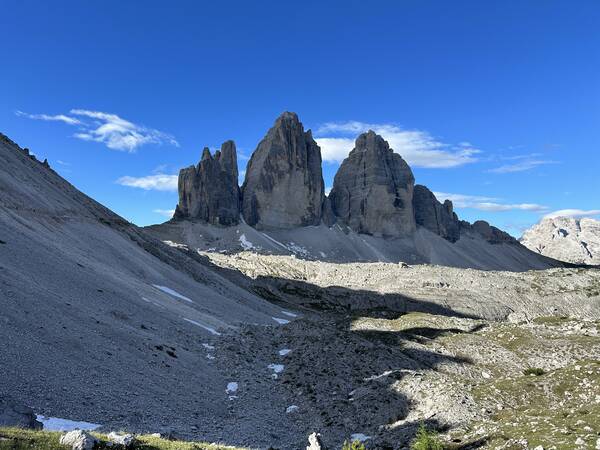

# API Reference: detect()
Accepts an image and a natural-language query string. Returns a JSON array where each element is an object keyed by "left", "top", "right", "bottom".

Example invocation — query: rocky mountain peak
[
  {"left": 412, "top": 185, "right": 460, "bottom": 242},
  {"left": 329, "top": 131, "right": 416, "bottom": 238},
  {"left": 241, "top": 112, "right": 324, "bottom": 229},
  {"left": 174, "top": 140, "right": 240, "bottom": 226},
  {"left": 521, "top": 216, "right": 600, "bottom": 265}
]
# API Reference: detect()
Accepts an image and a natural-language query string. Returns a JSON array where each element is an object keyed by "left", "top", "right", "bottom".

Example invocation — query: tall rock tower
[
  {"left": 174, "top": 140, "right": 240, "bottom": 226},
  {"left": 241, "top": 112, "right": 325, "bottom": 229},
  {"left": 329, "top": 131, "right": 416, "bottom": 238}
]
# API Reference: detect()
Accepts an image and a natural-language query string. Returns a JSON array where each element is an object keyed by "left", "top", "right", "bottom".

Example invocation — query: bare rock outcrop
[
  {"left": 412, "top": 185, "right": 460, "bottom": 242},
  {"left": 241, "top": 112, "right": 325, "bottom": 229},
  {"left": 463, "top": 220, "right": 516, "bottom": 244},
  {"left": 0, "top": 398, "right": 42, "bottom": 429},
  {"left": 329, "top": 131, "right": 416, "bottom": 237},
  {"left": 174, "top": 141, "right": 240, "bottom": 226},
  {"left": 521, "top": 216, "right": 600, "bottom": 265}
]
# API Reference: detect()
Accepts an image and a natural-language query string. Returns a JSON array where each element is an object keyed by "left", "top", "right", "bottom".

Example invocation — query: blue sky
[{"left": 1, "top": 1, "right": 599, "bottom": 236}]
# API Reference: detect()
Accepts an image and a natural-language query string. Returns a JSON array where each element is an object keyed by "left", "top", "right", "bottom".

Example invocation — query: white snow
[
  {"left": 272, "top": 317, "right": 290, "bottom": 325},
  {"left": 280, "top": 310, "right": 298, "bottom": 318},
  {"left": 239, "top": 234, "right": 254, "bottom": 250},
  {"left": 286, "top": 405, "right": 299, "bottom": 414},
  {"left": 162, "top": 240, "right": 188, "bottom": 250},
  {"left": 268, "top": 363, "right": 284, "bottom": 374},
  {"left": 202, "top": 343, "right": 215, "bottom": 350},
  {"left": 36, "top": 415, "right": 101, "bottom": 432},
  {"left": 226, "top": 382, "right": 238, "bottom": 393},
  {"left": 183, "top": 318, "right": 221, "bottom": 335},
  {"left": 350, "top": 433, "right": 371, "bottom": 442},
  {"left": 261, "top": 232, "right": 288, "bottom": 249},
  {"left": 206, "top": 354, "right": 215, "bottom": 360},
  {"left": 152, "top": 285, "right": 193, "bottom": 303},
  {"left": 278, "top": 348, "right": 292, "bottom": 356},
  {"left": 319, "top": 251, "right": 327, "bottom": 258}
]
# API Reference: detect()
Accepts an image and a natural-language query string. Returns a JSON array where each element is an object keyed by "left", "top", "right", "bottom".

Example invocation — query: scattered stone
[
  {"left": 59, "top": 430, "right": 98, "bottom": 450},
  {"left": 286, "top": 405, "right": 299, "bottom": 414}
]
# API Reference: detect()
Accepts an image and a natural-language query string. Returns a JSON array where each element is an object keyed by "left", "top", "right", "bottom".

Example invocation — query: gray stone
[
  {"left": 241, "top": 112, "right": 325, "bottom": 229},
  {"left": 174, "top": 140, "right": 240, "bottom": 226},
  {"left": 412, "top": 185, "right": 460, "bottom": 242},
  {"left": 462, "top": 220, "right": 516, "bottom": 244},
  {"left": 107, "top": 432, "right": 135, "bottom": 447},
  {"left": 307, "top": 432, "right": 324, "bottom": 450},
  {"left": 59, "top": 430, "right": 98, "bottom": 450},
  {"left": 0, "top": 398, "right": 42, "bottom": 430},
  {"left": 329, "top": 130, "right": 416, "bottom": 237}
]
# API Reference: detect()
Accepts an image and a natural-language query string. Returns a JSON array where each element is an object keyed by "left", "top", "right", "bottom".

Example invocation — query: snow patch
[
  {"left": 239, "top": 234, "right": 254, "bottom": 250},
  {"left": 280, "top": 310, "right": 298, "bottom": 318},
  {"left": 278, "top": 348, "right": 292, "bottom": 356},
  {"left": 268, "top": 364, "right": 284, "bottom": 374},
  {"left": 36, "top": 415, "right": 101, "bottom": 432},
  {"left": 286, "top": 405, "right": 299, "bottom": 414},
  {"left": 202, "top": 343, "right": 215, "bottom": 350},
  {"left": 226, "top": 382, "right": 238, "bottom": 393},
  {"left": 272, "top": 317, "right": 290, "bottom": 325},
  {"left": 152, "top": 285, "right": 193, "bottom": 303},
  {"left": 350, "top": 433, "right": 371, "bottom": 442},
  {"left": 162, "top": 240, "right": 188, "bottom": 250},
  {"left": 183, "top": 318, "right": 221, "bottom": 335}
]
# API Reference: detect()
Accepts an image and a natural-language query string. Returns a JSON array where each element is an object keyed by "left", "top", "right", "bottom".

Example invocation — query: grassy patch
[
  {"left": 342, "top": 440, "right": 367, "bottom": 450},
  {"left": 0, "top": 428, "right": 247, "bottom": 450},
  {"left": 523, "top": 367, "right": 545, "bottom": 376},
  {"left": 410, "top": 424, "right": 443, "bottom": 450}
]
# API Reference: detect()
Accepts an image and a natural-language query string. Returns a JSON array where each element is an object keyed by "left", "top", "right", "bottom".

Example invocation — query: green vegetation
[
  {"left": 342, "top": 440, "right": 367, "bottom": 450},
  {"left": 523, "top": 367, "right": 545, "bottom": 376},
  {"left": 0, "top": 428, "right": 247, "bottom": 450},
  {"left": 410, "top": 424, "right": 444, "bottom": 450}
]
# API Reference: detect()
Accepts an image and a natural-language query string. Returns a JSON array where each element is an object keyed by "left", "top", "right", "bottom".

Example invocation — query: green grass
[
  {"left": 410, "top": 424, "right": 444, "bottom": 450},
  {"left": 0, "top": 428, "right": 247, "bottom": 450},
  {"left": 342, "top": 440, "right": 367, "bottom": 450}
]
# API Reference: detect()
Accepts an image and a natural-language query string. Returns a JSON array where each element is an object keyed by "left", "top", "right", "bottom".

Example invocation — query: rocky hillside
[
  {"left": 152, "top": 112, "right": 563, "bottom": 271},
  {"left": 521, "top": 216, "right": 600, "bottom": 266}
]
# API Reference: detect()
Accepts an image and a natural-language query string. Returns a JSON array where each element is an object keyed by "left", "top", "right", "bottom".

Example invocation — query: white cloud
[
  {"left": 544, "top": 209, "right": 600, "bottom": 219},
  {"left": 153, "top": 209, "right": 176, "bottom": 218},
  {"left": 116, "top": 174, "right": 178, "bottom": 191},
  {"left": 315, "top": 121, "right": 480, "bottom": 168},
  {"left": 16, "top": 110, "right": 81, "bottom": 125},
  {"left": 16, "top": 108, "right": 178, "bottom": 152},
  {"left": 488, "top": 159, "right": 557, "bottom": 174},
  {"left": 434, "top": 191, "right": 548, "bottom": 212}
]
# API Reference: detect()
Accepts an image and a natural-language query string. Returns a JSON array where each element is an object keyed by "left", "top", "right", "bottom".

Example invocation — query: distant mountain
[
  {"left": 150, "top": 112, "right": 565, "bottom": 271},
  {"left": 521, "top": 216, "right": 600, "bottom": 265}
]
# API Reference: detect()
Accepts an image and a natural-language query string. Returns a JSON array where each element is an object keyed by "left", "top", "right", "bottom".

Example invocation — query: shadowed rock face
[
  {"left": 174, "top": 140, "right": 240, "bottom": 226},
  {"left": 462, "top": 220, "right": 517, "bottom": 244},
  {"left": 329, "top": 131, "right": 416, "bottom": 238},
  {"left": 413, "top": 185, "right": 460, "bottom": 242},
  {"left": 241, "top": 112, "right": 324, "bottom": 229}
]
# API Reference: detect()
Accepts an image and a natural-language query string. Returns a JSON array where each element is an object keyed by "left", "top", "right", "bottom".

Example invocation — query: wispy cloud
[
  {"left": 16, "top": 110, "right": 81, "bottom": 125},
  {"left": 544, "top": 209, "right": 600, "bottom": 219},
  {"left": 488, "top": 159, "right": 557, "bottom": 174},
  {"left": 153, "top": 209, "right": 176, "bottom": 218},
  {"left": 434, "top": 192, "right": 548, "bottom": 212},
  {"left": 116, "top": 174, "right": 178, "bottom": 191},
  {"left": 315, "top": 121, "right": 480, "bottom": 168},
  {"left": 16, "top": 108, "right": 178, "bottom": 152}
]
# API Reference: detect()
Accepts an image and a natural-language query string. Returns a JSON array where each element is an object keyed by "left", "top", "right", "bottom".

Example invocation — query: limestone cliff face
[
  {"left": 241, "top": 112, "right": 325, "bottom": 229},
  {"left": 521, "top": 217, "right": 600, "bottom": 265},
  {"left": 329, "top": 131, "right": 416, "bottom": 238},
  {"left": 174, "top": 140, "right": 240, "bottom": 226},
  {"left": 412, "top": 185, "right": 460, "bottom": 242}
]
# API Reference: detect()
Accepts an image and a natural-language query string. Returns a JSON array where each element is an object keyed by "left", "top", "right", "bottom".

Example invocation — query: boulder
[
  {"left": 0, "top": 398, "right": 42, "bottom": 429},
  {"left": 174, "top": 140, "right": 240, "bottom": 226},
  {"left": 107, "top": 432, "right": 135, "bottom": 447},
  {"left": 412, "top": 185, "right": 460, "bottom": 242},
  {"left": 329, "top": 131, "right": 416, "bottom": 237},
  {"left": 241, "top": 112, "right": 325, "bottom": 229},
  {"left": 59, "top": 430, "right": 98, "bottom": 450}
]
